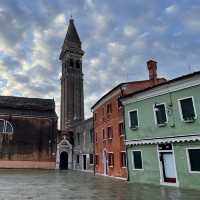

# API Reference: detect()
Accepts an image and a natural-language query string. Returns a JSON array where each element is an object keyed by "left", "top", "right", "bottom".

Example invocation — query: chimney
[{"left": 147, "top": 59, "right": 157, "bottom": 84}]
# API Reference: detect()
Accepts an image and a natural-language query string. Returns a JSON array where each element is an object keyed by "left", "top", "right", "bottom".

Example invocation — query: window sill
[
  {"left": 121, "top": 166, "right": 127, "bottom": 169},
  {"left": 120, "top": 134, "right": 125, "bottom": 138},
  {"left": 157, "top": 123, "right": 167, "bottom": 127},
  {"left": 132, "top": 168, "right": 144, "bottom": 171},
  {"left": 109, "top": 165, "right": 114, "bottom": 168},
  {"left": 183, "top": 119, "right": 195, "bottom": 123},
  {"left": 130, "top": 126, "right": 138, "bottom": 130}
]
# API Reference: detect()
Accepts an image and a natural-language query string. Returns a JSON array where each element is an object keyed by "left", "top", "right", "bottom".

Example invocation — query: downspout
[{"left": 91, "top": 108, "right": 96, "bottom": 176}]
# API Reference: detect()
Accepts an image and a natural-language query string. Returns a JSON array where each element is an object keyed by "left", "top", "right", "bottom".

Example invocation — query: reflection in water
[{"left": 0, "top": 169, "right": 198, "bottom": 200}]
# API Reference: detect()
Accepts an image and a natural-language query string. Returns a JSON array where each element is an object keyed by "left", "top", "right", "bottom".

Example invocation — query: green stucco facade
[{"left": 124, "top": 80, "right": 200, "bottom": 190}]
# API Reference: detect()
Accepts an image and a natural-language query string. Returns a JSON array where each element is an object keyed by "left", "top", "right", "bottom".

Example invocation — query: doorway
[
  {"left": 59, "top": 152, "right": 68, "bottom": 170},
  {"left": 83, "top": 155, "right": 87, "bottom": 170},
  {"left": 158, "top": 143, "right": 178, "bottom": 185},
  {"left": 103, "top": 150, "right": 108, "bottom": 175}
]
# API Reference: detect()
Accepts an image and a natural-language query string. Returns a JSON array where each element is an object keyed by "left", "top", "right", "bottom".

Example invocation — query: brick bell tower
[{"left": 60, "top": 18, "right": 84, "bottom": 133}]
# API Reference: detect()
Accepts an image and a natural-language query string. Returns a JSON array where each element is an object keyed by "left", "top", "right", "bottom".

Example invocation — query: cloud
[{"left": 0, "top": 0, "right": 199, "bottom": 125}]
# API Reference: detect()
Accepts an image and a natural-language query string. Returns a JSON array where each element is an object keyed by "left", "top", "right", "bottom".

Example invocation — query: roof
[
  {"left": 59, "top": 19, "right": 83, "bottom": 59},
  {"left": 0, "top": 96, "right": 56, "bottom": 116},
  {"left": 65, "top": 19, "right": 81, "bottom": 44},
  {"left": 121, "top": 71, "right": 200, "bottom": 101},
  {"left": 91, "top": 78, "right": 165, "bottom": 110}
]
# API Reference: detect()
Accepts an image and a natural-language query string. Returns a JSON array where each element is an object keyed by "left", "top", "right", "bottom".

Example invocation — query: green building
[{"left": 121, "top": 71, "right": 200, "bottom": 190}]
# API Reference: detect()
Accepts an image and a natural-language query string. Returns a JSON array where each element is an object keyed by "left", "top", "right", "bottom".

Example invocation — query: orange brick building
[{"left": 91, "top": 60, "right": 166, "bottom": 179}]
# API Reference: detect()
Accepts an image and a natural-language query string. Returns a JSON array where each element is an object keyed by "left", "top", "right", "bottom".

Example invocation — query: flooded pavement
[{"left": 0, "top": 170, "right": 199, "bottom": 200}]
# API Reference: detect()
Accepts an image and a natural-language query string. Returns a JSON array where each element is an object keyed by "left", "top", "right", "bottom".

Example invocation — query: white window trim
[
  {"left": 186, "top": 147, "right": 200, "bottom": 174},
  {"left": 131, "top": 150, "right": 144, "bottom": 171},
  {"left": 153, "top": 103, "right": 168, "bottom": 126},
  {"left": 128, "top": 109, "right": 139, "bottom": 129},
  {"left": 178, "top": 96, "right": 197, "bottom": 122}
]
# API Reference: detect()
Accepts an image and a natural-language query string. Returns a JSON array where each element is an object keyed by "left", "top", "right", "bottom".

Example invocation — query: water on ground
[{"left": 0, "top": 169, "right": 199, "bottom": 200}]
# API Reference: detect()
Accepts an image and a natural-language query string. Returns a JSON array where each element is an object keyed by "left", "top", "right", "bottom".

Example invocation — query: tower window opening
[
  {"left": 69, "top": 59, "right": 74, "bottom": 67},
  {"left": 76, "top": 60, "right": 81, "bottom": 68}
]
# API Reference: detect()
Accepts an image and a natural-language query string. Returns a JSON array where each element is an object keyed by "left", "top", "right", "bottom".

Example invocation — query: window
[
  {"left": 132, "top": 150, "right": 143, "bottom": 170},
  {"left": 118, "top": 97, "right": 122, "bottom": 110},
  {"left": 76, "top": 154, "right": 80, "bottom": 164},
  {"left": 119, "top": 122, "right": 124, "bottom": 136},
  {"left": 89, "top": 154, "right": 94, "bottom": 164},
  {"left": 90, "top": 129, "right": 93, "bottom": 143},
  {"left": 129, "top": 110, "right": 139, "bottom": 129},
  {"left": 77, "top": 133, "right": 80, "bottom": 145},
  {"left": 108, "top": 153, "right": 114, "bottom": 167},
  {"left": 76, "top": 60, "right": 81, "bottom": 68},
  {"left": 103, "top": 129, "right": 106, "bottom": 140},
  {"left": 95, "top": 155, "right": 99, "bottom": 165},
  {"left": 106, "top": 103, "right": 112, "bottom": 114},
  {"left": 179, "top": 97, "right": 196, "bottom": 122},
  {"left": 187, "top": 148, "right": 200, "bottom": 172},
  {"left": 69, "top": 58, "right": 74, "bottom": 67},
  {"left": 102, "top": 107, "right": 105, "bottom": 116},
  {"left": 0, "top": 119, "right": 13, "bottom": 134},
  {"left": 154, "top": 103, "right": 167, "bottom": 126},
  {"left": 107, "top": 127, "right": 113, "bottom": 139},
  {"left": 120, "top": 152, "right": 126, "bottom": 167}
]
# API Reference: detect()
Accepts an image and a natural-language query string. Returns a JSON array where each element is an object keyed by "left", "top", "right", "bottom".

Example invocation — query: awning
[{"left": 125, "top": 134, "right": 200, "bottom": 146}]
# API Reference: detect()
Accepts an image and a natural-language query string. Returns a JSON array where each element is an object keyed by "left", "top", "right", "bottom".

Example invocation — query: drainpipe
[
  {"left": 92, "top": 111, "right": 96, "bottom": 176},
  {"left": 120, "top": 85, "right": 130, "bottom": 181}
]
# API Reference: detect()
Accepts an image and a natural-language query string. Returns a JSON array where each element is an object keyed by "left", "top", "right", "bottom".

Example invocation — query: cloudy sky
[{"left": 0, "top": 0, "right": 200, "bottom": 125}]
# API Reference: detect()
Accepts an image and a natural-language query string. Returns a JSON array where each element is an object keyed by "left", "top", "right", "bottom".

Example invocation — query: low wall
[{"left": 0, "top": 160, "right": 56, "bottom": 169}]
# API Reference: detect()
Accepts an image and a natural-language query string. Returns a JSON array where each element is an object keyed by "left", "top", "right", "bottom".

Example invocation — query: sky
[{"left": 0, "top": 0, "right": 200, "bottom": 125}]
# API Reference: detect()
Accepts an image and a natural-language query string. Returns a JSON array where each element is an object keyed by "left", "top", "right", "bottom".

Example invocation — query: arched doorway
[{"left": 59, "top": 151, "right": 68, "bottom": 170}]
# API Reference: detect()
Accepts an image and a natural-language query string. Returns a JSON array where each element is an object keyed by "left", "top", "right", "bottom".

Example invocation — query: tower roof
[
  {"left": 60, "top": 18, "right": 83, "bottom": 59},
  {"left": 65, "top": 18, "right": 81, "bottom": 43}
]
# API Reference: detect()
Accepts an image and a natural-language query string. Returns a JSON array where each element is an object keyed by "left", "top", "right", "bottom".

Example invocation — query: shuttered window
[
  {"left": 129, "top": 110, "right": 138, "bottom": 128},
  {"left": 154, "top": 104, "right": 167, "bottom": 125},
  {"left": 108, "top": 153, "right": 114, "bottom": 166},
  {"left": 120, "top": 152, "right": 126, "bottom": 167},
  {"left": 180, "top": 97, "right": 196, "bottom": 121},
  {"left": 132, "top": 151, "right": 143, "bottom": 169},
  {"left": 107, "top": 127, "right": 113, "bottom": 139},
  {"left": 188, "top": 149, "right": 200, "bottom": 172}
]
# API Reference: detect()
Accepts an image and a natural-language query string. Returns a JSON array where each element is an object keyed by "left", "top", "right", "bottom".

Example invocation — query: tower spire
[{"left": 59, "top": 18, "right": 83, "bottom": 60}]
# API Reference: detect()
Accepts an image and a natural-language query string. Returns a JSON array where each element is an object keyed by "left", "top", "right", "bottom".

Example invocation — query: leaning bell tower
[{"left": 60, "top": 18, "right": 84, "bottom": 132}]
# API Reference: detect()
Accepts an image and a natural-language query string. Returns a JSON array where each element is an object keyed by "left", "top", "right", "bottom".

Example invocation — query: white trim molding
[{"left": 126, "top": 133, "right": 200, "bottom": 146}]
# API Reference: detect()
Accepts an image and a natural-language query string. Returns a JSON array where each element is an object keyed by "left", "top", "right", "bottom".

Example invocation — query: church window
[
  {"left": 69, "top": 58, "right": 74, "bottom": 67},
  {"left": 0, "top": 119, "right": 13, "bottom": 134}
]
